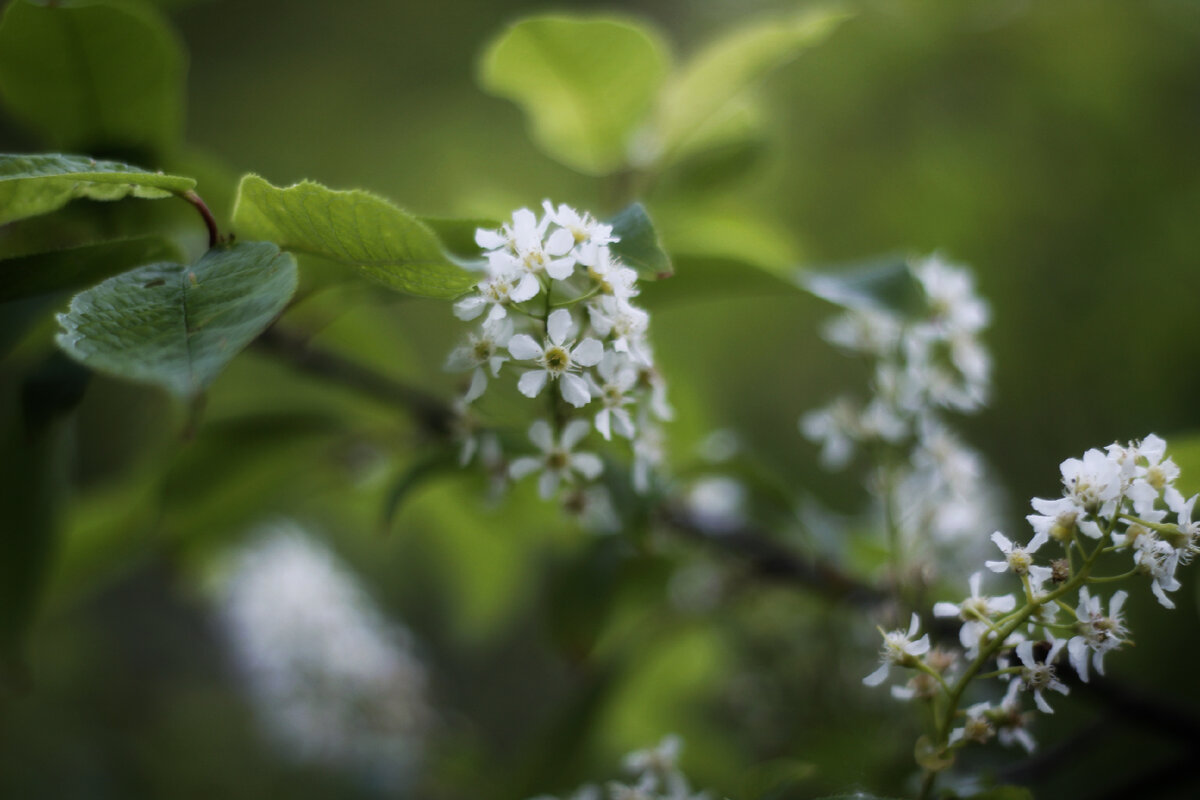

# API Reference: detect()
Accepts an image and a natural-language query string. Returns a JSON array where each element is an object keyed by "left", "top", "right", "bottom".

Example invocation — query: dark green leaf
[
  {"left": 800, "top": 254, "right": 926, "bottom": 315},
  {"left": 0, "top": 235, "right": 181, "bottom": 303},
  {"left": 638, "top": 255, "right": 800, "bottom": 307},
  {"left": 0, "top": 0, "right": 185, "bottom": 153},
  {"left": 232, "top": 175, "right": 477, "bottom": 299},
  {"left": 479, "top": 15, "right": 670, "bottom": 174},
  {"left": 608, "top": 202, "right": 672, "bottom": 279},
  {"left": 55, "top": 241, "right": 298, "bottom": 398},
  {"left": 0, "top": 153, "right": 194, "bottom": 225},
  {"left": 655, "top": 6, "right": 851, "bottom": 161}
]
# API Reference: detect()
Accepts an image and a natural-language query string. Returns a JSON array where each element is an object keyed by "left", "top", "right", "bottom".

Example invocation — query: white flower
[
  {"left": 444, "top": 317, "right": 513, "bottom": 403},
  {"left": 589, "top": 351, "right": 637, "bottom": 440},
  {"left": 477, "top": 207, "right": 576, "bottom": 282},
  {"left": 995, "top": 694, "right": 1036, "bottom": 753},
  {"left": 214, "top": 524, "right": 429, "bottom": 785},
  {"left": 864, "top": 613, "right": 931, "bottom": 687},
  {"left": 1067, "top": 588, "right": 1128, "bottom": 682},
  {"left": 933, "top": 572, "right": 1016, "bottom": 653},
  {"left": 1060, "top": 448, "right": 1123, "bottom": 521},
  {"left": 542, "top": 200, "right": 616, "bottom": 248},
  {"left": 622, "top": 734, "right": 682, "bottom": 778},
  {"left": 632, "top": 416, "right": 666, "bottom": 495},
  {"left": 912, "top": 253, "right": 990, "bottom": 335},
  {"left": 1004, "top": 639, "right": 1069, "bottom": 714},
  {"left": 453, "top": 269, "right": 539, "bottom": 322},
  {"left": 985, "top": 531, "right": 1052, "bottom": 591},
  {"left": 800, "top": 397, "right": 860, "bottom": 469},
  {"left": 1133, "top": 533, "right": 1182, "bottom": 608},
  {"left": 949, "top": 701, "right": 994, "bottom": 746},
  {"left": 820, "top": 308, "right": 902, "bottom": 357},
  {"left": 508, "top": 308, "right": 604, "bottom": 408},
  {"left": 1026, "top": 496, "right": 1082, "bottom": 545},
  {"left": 509, "top": 419, "right": 603, "bottom": 499},
  {"left": 588, "top": 294, "right": 650, "bottom": 363}
]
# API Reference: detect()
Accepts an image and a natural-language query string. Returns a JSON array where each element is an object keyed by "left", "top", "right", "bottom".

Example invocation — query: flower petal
[
  {"left": 863, "top": 663, "right": 890, "bottom": 687},
  {"left": 517, "top": 369, "right": 548, "bottom": 398},
  {"left": 571, "top": 453, "right": 603, "bottom": 480},
  {"left": 560, "top": 373, "right": 592, "bottom": 408},
  {"left": 508, "top": 334, "right": 543, "bottom": 361},
  {"left": 561, "top": 418, "right": 591, "bottom": 450},
  {"left": 547, "top": 308, "right": 574, "bottom": 345},
  {"left": 571, "top": 337, "right": 604, "bottom": 367},
  {"left": 509, "top": 456, "right": 541, "bottom": 480}
]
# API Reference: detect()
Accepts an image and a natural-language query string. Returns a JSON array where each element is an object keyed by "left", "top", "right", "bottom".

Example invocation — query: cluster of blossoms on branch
[
  {"left": 866, "top": 434, "right": 1196, "bottom": 763},
  {"left": 801, "top": 255, "right": 997, "bottom": 548},
  {"left": 447, "top": 202, "right": 671, "bottom": 516},
  {"left": 529, "top": 735, "right": 712, "bottom": 800}
]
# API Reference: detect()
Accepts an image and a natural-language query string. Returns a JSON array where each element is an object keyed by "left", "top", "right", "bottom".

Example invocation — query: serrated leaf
[
  {"left": 800, "top": 255, "right": 925, "bottom": 315},
  {"left": 655, "top": 6, "right": 851, "bottom": 161},
  {"left": 479, "top": 15, "right": 670, "bottom": 175},
  {"left": 608, "top": 203, "right": 672, "bottom": 279},
  {"left": 55, "top": 241, "right": 297, "bottom": 398},
  {"left": 0, "top": 153, "right": 195, "bottom": 225},
  {"left": 232, "top": 175, "right": 477, "bottom": 299},
  {"left": 0, "top": 0, "right": 185, "bottom": 154}
]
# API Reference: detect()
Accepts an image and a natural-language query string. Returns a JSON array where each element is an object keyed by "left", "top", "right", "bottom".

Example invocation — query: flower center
[
  {"left": 542, "top": 346, "right": 570, "bottom": 373},
  {"left": 1006, "top": 548, "right": 1033, "bottom": 575},
  {"left": 472, "top": 339, "right": 495, "bottom": 362},
  {"left": 545, "top": 449, "right": 569, "bottom": 471}
]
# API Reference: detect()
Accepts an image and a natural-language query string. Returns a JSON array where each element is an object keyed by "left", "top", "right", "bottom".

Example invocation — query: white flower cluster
[
  {"left": 865, "top": 434, "right": 1197, "bottom": 756},
  {"left": 800, "top": 255, "right": 995, "bottom": 545},
  {"left": 448, "top": 202, "right": 671, "bottom": 506},
  {"left": 528, "top": 735, "right": 712, "bottom": 800},
  {"left": 213, "top": 523, "right": 430, "bottom": 788}
]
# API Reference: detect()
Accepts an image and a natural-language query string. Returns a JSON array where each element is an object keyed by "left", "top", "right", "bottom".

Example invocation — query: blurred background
[{"left": 2, "top": 0, "right": 1200, "bottom": 797}]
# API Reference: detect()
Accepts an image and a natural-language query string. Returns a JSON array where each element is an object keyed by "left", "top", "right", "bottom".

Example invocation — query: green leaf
[
  {"left": 232, "top": 175, "right": 477, "bottom": 299},
  {"left": 655, "top": 6, "right": 851, "bottom": 161},
  {"left": 0, "top": 153, "right": 195, "bottom": 225},
  {"left": 609, "top": 203, "right": 672, "bottom": 279},
  {"left": 0, "top": 0, "right": 185, "bottom": 154},
  {"left": 55, "top": 241, "right": 298, "bottom": 399},
  {"left": 479, "top": 15, "right": 670, "bottom": 175},
  {"left": 0, "top": 235, "right": 181, "bottom": 303},
  {"left": 799, "top": 255, "right": 926, "bottom": 316},
  {"left": 418, "top": 216, "right": 496, "bottom": 262},
  {"left": 380, "top": 449, "right": 460, "bottom": 534}
]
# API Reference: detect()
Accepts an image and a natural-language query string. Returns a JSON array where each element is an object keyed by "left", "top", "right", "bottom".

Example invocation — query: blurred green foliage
[{"left": 2, "top": 0, "right": 1200, "bottom": 799}]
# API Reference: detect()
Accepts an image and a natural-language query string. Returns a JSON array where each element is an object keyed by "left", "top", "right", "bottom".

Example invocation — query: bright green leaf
[
  {"left": 479, "top": 15, "right": 670, "bottom": 175},
  {"left": 0, "top": 0, "right": 185, "bottom": 154},
  {"left": 232, "top": 175, "right": 477, "bottom": 299},
  {"left": 55, "top": 241, "right": 298, "bottom": 398},
  {"left": 655, "top": 6, "right": 851, "bottom": 161},
  {"left": 0, "top": 153, "right": 194, "bottom": 225},
  {"left": 800, "top": 255, "right": 926, "bottom": 316},
  {"left": 609, "top": 203, "right": 672, "bottom": 279}
]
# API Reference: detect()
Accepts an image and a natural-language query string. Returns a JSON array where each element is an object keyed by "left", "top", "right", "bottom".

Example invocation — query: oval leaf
[
  {"left": 479, "top": 15, "right": 670, "bottom": 174},
  {"left": 655, "top": 6, "right": 851, "bottom": 162},
  {"left": 55, "top": 241, "right": 297, "bottom": 398},
  {"left": 232, "top": 175, "right": 477, "bottom": 299},
  {"left": 608, "top": 202, "right": 672, "bottom": 279},
  {"left": 0, "top": 153, "right": 194, "bottom": 225},
  {"left": 799, "top": 255, "right": 925, "bottom": 315},
  {"left": 0, "top": 0, "right": 185, "bottom": 153}
]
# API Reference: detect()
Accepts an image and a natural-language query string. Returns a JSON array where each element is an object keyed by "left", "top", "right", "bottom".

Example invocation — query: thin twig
[
  {"left": 181, "top": 190, "right": 221, "bottom": 248},
  {"left": 252, "top": 325, "right": 457, "bottom": 439},
  {"left": 252, "top": 324, "right": 885, "bottom": 605}
]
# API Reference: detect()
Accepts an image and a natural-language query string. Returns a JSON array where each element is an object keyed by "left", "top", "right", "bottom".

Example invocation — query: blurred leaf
[
  {"left": 232, "top": 175, "right": 477, "bottom": 299},
  {"left": 0, "top": 0, "right": 185, "bottom": 154},
  {"left": 914, "top": 734, "right": 954, "bottom": 772},
  {"left": 966, "top": 788, "right": 1033, "bottom": 800},
  {"left": 739, "top": 758, "right": 817, "bottom": 800},
  {"left": 800, "top": 255, "right": 925, "bottom": 315},
  {"left": 0, "top": 153, "right": 194, "bottom": 225},
  {"left": 655, "top": 5, "right": 851, "bottom": 162},
  {"left": 609, "top": 202, "right": 672, "bottom": 279},
  {"left": 0, "top": 235, "right": 181, "bottom": 303},
  {"left": 656, "top": 133, "right": 769, "bottom": 195},
  {"left": 0, "top": 354, "right": 89, "bottom": 685},
  {"left": 639, "top": 255, "right": 800, "bottom": 307},
  {"left": 380, "top": 449, "right": 460, "bottom": 534},
  {"left": 479, "top": 15, "right": 670, "bottom": 175},
  {"left": 55, "top": 241, "right": 297, "bottom": 399}
]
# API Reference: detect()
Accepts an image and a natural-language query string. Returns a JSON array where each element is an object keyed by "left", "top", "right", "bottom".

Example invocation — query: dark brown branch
[
  {"left": 656, "top": 501, "right": 886, "bottom": 607},
  {"left": 253, "top": 325, "right": 457, "bottom": 438},
  {"left": 253, "top": 323, "right": 884, "bottom": 605},
  {"left": 181, "top": 190, "right": 220, "bottom": 248}
]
